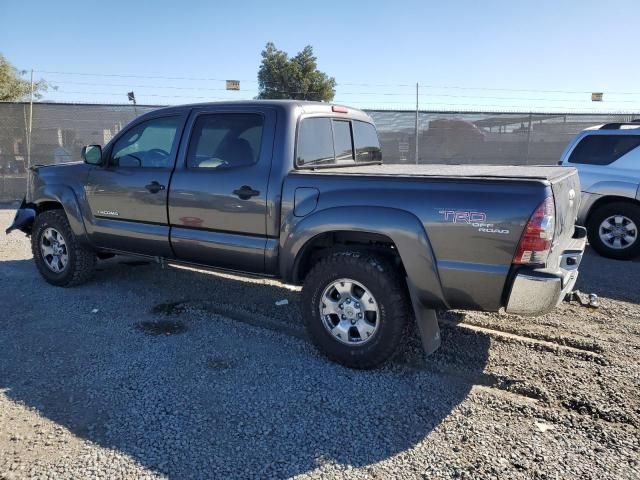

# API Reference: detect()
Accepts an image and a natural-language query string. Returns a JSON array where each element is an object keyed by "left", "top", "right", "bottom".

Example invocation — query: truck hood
[
  {"left": 27, "top": 161, "right": 92, "bottom": 204},
  {"left": 32, "top": 161, "right": 90, "bottom": 179},
  {"left": 33, "top": 160, "right": 85, "bottom": 171}
]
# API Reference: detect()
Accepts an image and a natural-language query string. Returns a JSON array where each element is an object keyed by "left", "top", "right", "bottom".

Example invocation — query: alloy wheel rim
[
  {"left": 598, "top": 215, "right": 638, "bottom": 250},
  {"left": 40, "top": 227, "right": 69, "bottom": 273},
  {"left": 319, "top": 278, "right": 380, "bottom": 345}
]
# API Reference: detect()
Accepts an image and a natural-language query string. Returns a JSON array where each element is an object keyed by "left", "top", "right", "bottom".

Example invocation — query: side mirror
[{"left": 82, "top": 145, "right": 103, "bottom": 165}]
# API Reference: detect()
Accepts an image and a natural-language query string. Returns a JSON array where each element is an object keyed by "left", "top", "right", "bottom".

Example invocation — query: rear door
[
  {"left": 85, "top": 112, "right": 187, "bottom": 256},
  {"left": 168, "top": 107, "right": 276, "bottom": 273}
]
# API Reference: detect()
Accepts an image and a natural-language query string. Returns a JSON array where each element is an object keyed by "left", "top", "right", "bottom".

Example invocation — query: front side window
[
  {"left": 187, "top": 114, "right": 264, "bottom": 169},
  {"left": 568, "top": 135, "right": 640, "bottom": 165},
  {"left": 111, "top": 116, "right": 181, "bottom": 168}
]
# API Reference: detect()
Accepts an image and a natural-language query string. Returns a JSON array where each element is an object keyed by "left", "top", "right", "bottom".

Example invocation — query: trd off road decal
[{"left": 438, "top": 209, "right": 510, "bottom": 235}]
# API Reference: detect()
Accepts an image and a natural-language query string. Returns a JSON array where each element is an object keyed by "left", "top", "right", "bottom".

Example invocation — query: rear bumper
[{"left": 505, "top": 226, "right": 586, "bottom": 316}]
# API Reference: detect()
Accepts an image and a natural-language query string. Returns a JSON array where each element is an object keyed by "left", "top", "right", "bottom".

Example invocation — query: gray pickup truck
[{"left": 7, "top": 100, "right": 586, "bottom": 368}]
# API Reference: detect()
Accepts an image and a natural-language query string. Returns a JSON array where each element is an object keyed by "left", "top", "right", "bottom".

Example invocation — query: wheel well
[
  {"left": 294, "top": 231, "right": 405, "bottom": 283},
  {"left": 587, "top": 196, "right": 640, "bottom": 222},
  {"left": 35, "top": 201, "right": 64, "bottom": 214}
]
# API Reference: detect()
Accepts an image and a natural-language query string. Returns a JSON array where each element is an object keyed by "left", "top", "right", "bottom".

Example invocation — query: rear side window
[
  {"left": 187, "top": 113, "right": 264, "bottom": 169},
  {"left": 296, "top": 117, "right": 381, "bottom": 167},
  {"left": 568, "top": 135, "right": 640, "bottom": 165},
  {"left": 296, "top": 118, "right": 335, "bottom": 166},
  {"left": 353, "top": 120, "right": 382, "bottom": 163}
]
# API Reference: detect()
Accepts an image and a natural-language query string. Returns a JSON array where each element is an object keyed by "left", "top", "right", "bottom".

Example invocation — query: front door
[
  {"left": 85, "top": 113, "right": 186, "bottom": 257},
  {"left": 168, "top": 108, "right": 276, "bottom": 273}
]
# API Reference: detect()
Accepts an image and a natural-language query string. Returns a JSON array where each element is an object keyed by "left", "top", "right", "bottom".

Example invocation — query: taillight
[
  {"left": 513, "top": 196, "right": 555, "bottom": 265},
  {"left": 332, "top": 105, "right": 348, "bottom": 113}
]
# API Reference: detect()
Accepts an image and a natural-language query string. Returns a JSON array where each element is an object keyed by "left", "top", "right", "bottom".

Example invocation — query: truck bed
[
  {"left": 284, "top": 162, "right": 582, "bottom": 311},
  {"left": 298, "top": 164, "right": 574, "bottom": 182}
]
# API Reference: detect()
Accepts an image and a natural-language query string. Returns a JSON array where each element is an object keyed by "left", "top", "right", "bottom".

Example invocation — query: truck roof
[{"left": 140, "top": 100, "right": 373, "bottom": 123}]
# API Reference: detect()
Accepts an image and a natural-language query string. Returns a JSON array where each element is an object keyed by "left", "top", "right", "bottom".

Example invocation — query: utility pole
[
  {"left": 27, "top": 69, "right": 34, "bottom": 170},
  {"left": 415, "top": 82, "right": 419, "bottom": 165},
  {"left": 526, "top": 112, "right": 533, "bottom": 164}
]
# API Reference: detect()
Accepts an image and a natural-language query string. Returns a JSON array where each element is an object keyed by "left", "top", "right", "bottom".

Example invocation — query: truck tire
[
  {"left": 302, "top": 251, "right": 409, "bottom": 369},
  {"left": 31, "top": 210, "right": 96, "bottom": 287},
  {"left": 587, "top": 202, "right": 640, "bottom": 260}
]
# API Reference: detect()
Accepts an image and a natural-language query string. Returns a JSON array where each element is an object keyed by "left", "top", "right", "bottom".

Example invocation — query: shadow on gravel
[
  {"left": 576, "top": 247, "right": 640, "bottom": 304},
  {"left": 0, "top": 258, "right": 492, "bottom": 478}
]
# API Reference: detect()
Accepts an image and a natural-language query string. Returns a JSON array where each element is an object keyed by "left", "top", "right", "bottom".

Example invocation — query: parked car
[
  {"left": 560, "top": 121, "right": 640, "bottom": 259},
  {"left": 7, "top": 101, "right": 586, "bottom": 368}
]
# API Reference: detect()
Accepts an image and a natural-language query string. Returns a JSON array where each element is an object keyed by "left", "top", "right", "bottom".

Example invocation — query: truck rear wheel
[
  {"left": 301, "top": 251, "right": 409, "bottom": 369},
  {"left": 31, "top": 210, "right": 96, "bottom": 287},
  {"left": 587, "top": 202, "right": 640, "bottom": 260}
]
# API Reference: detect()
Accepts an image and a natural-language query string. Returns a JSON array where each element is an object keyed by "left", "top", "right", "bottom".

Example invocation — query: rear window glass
[
  {"left": 296, "top": 117, "right": 381, "bottom": 167},
  {"left": 333, "top": 120, "right": 354, "bottom": 161},
  {"left": 568, "top": 135, "right": 640, "bottom": 165},
  {"left": 353, "top": 120, "right": 382, "bottom": 163}
]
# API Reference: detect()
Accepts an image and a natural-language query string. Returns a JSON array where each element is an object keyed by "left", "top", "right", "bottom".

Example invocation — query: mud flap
[
  {"left": 5, "top": 198, "right": 36, "bottom": 235},
  {"left": 407, "top": 282, "right": 441, "bottom": 355}
]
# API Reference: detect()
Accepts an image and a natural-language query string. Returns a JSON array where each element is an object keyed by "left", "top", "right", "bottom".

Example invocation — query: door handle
[
  {"left": 145, "top": 181, "right": 165, "bottom": 193},
  {"left": 233, "top": 185, "right": 260, "bottom": 200}
]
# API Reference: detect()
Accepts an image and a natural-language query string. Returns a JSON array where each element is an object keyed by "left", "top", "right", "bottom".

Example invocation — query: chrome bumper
[{"left": 506, "top": 227, "right": 586, "bottom": 316}]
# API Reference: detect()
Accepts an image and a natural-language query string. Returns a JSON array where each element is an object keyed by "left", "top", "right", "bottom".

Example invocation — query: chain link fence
[{"left": 0, "top": 102, "right": 635, "bottom": 201}]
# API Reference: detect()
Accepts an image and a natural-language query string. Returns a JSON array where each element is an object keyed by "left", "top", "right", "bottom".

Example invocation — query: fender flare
[
  {"left": 33, "top": 184, "right": 91, "bottom": 246},
  {"left": 580, "top": 181, "right": 640, "bottom": 224},
  {"left": 585, "top": 180, "right": 639, "bottom": 200},
  {"left": 280, "top": 206, "right": 448, "bottom": 309}
]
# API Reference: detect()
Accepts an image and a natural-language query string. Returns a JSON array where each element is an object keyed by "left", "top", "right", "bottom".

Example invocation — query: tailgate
[{"left": 548, "top": 168, "right": 582, "bottom": 268}]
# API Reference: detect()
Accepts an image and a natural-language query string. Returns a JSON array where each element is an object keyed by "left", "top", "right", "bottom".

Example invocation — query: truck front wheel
[
  {"left": 302, "top": 251, "right": 409, "bottom": 369},
  {"left": 31, "top": 210, "right": 96, "bottom": 287}
]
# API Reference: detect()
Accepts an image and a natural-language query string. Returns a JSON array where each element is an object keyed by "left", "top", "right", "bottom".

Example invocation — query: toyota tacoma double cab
[{"left": 7, "top": 100, "right": 586, "bottom": 368}]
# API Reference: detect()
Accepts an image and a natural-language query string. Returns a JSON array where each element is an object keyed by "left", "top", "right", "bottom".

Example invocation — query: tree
[
  {"left": 257, "top": 43, "right": 336, "bottom": 102},
  {"left": 0, "top": 54, "right": 49, "bottom": 102}
]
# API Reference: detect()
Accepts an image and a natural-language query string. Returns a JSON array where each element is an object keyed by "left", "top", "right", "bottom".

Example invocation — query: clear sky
[{"left": 1, "top": 0, "right": 639, "bottom": 112}]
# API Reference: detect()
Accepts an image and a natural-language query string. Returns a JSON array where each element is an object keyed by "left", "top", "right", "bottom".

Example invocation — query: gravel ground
[{"left": 0, "top": 207, "right": 639, "bottom": 479}]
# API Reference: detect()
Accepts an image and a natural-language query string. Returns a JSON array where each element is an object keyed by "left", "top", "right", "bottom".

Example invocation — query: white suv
[{"left": 560, "top": 121, "right": 640, "bottom": 260}]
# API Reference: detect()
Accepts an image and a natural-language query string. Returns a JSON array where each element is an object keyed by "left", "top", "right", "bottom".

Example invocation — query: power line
[
  {"left": 49, "top": 81, "right": 326, "bottom": 96},
  {"left": 35, "top": 70, "right": 237, "bottom": 83},
  {"left": 339, "top": 82, "right": 630, "bottom": 95},
  {"left": 334, "top": 100, "right": 639, "bottom": 112},
  {"left": 341, "top": 93, "right": 640, "bottom": 103},
  {"left": 52, "top": 91, "right": 231, "bottom": 100},
  {"left": 33, "top": 69, "right": 640, "bottom": 95},
  {"left": 48, "top": 81, "right": 640, "bottom": 104},
  {"left": 46, "top": 91, "right": 638, "bottom": 112},
  {"left": 51, "top": 80, "right": 237, "bottom": 92}
]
